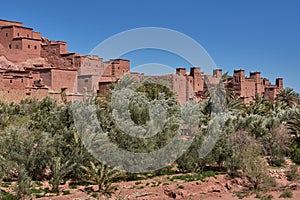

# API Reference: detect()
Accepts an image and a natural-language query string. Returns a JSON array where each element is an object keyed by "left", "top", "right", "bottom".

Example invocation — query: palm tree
[
  {"left": 81, "top": 162, "right": 123, "bottom": 196},
  {"left": 276, "top": 87, "right": 299, "bottom": 108},
  {"left": 246, "top": 95, "right": 272, "bottom": 115},
  {"left": 287, "top": 107, "right": 300, "bottom": 139},
  {"left": 51, "top": 157, "right": 76, "bottom": 193}
]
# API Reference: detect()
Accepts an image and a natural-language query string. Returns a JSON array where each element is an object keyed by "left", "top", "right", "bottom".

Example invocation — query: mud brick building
[
  {"left": 0, "top": 19, "right": 130, "bottom": 102},
  {"left": 229, "top": 69, "right": 283, "bottom": 103},
  {"left": 0, "top": 19, "right": 283, "bottom": 104}
]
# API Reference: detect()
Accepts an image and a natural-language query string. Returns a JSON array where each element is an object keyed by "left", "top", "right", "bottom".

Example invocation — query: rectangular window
[
  {"left": 5, "top": 33, "right": 8, "bottom": 37},
  {"left": 17, "top": 33, "right": 20, "bottom": 36},
  {"left": 8, "top": 44, "right": 12, "bottom": 49},
  {"left": 16, "top": 45, "right": 19, "bottom": 49},
  {"left": 28, "top": 45, "right": 30, "bottom": 49},
  {"left": 34, "top": 45, "right": 37, "bottom": 50}
]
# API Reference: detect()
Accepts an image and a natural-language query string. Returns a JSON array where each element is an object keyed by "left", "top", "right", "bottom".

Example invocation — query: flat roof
[
  {"left": 0, "top": 19, "right": 23, "bottom": 25},
  {"left": 0, "top": 25, "right": 33, "bottom": 30}
]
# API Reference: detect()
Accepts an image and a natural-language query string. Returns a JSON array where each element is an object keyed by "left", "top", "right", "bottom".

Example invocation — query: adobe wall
[
  {"left": 231, "top": 69, "right": 284, "bottom": 103},
  {"left": 162, "top": 73, "right": 194, "bottom": 104},
  {"left": 41, "top": 44, "right": 75, "bottom": 68},
  {"left": 264, "top": 87, "right": 277, "bottom": 101},
  {"left": 77, "top": 75, "right": 100, "bottom": 93},
  {"left": 133, "top": 72, "right": 195, "bottom": 105},
  {"left": 244, "top": 79, "right": 256, "bottom": 99},
  {"left": 39, "top": 69, "right": 52, "bottom": 87},
  {"left": 50, "top": 69, "right": 77, "bottom": 92},
  {"left": 78, "top": 55, "right": 105, "bottom": 75},
  {"left": 0, "top": 19, "right": 23, "bottom": 27},
  {"left": 0, "top": 27, "right": 14, "bottom": 48},
  {"left": 12, "top": 26, "right": 35, "bottom": 38},
  {"left": 0, "top": 38, "right": 40, "bottom": 63},
  {"left": 190, "top": 67, "right": 204, "bottom": 93},
  {"left": 103, "top": 59, "right": 130, "bottom": 78},
  {"left": 14, "top": 38, "right": 41, "bottom": 56}
]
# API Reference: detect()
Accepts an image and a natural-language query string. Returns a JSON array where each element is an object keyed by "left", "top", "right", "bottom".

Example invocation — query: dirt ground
[{"left": 18, "top": 168, "right": 300, "bottom": 200}]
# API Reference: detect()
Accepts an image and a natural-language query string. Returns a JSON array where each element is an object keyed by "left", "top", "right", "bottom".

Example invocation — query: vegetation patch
[{"left": 279, "top": 190, "right": 293, "bottom": 198}]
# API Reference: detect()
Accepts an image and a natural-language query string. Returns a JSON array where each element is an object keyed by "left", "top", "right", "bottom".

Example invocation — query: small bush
[
  {"left": 178, "top": 185, "right": 184, "bottom": 189},
  {"left": 260, "top": 194, "right": 273, "bottom": 200},
  {"left": 0, "top": 183, "right": 10, "bottom": 188},
  {"left": 0, "top": 192, "right": 17, "bottom": 200},
  {"left": 69, "top": 184, "right": 78, "bottom": 189},
  {"left": 290, "top": 146, "right": 300, "bottom": 164},
  {"left": 35, "top": 193, "right": 45, "bottom": 198},
  {"left": 30, "top": 188, "right": 43, "bottom": 194},
  {"left": 235, "top": 190, "right": 250, "bottom": 199},
  {"left": 255, "top": 193, "right": 261, "bottom": 198},
  {"left": 91, "top": 193, "right": 98, "bottom": 198},
  {"left": 279, "top": 190, "right": 293, "bottom": 198},
  {"left": 286, "top": 165, "right": 299, "bottom": 181},
  {"left": 62, "top": 190, "right": 71, "bottom": 195},
  {"left": 135, "top": 181, "right": 142, "bottom": 185},
  {"left": 34, "top": 181, "right": 43, "bottom": 187}
]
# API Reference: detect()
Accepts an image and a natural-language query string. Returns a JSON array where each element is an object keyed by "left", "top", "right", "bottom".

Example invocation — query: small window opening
[
  {"left": 5, "top": 33, "right": 8, "bottom": 37},
  {"left": 10, "top": 80, "right": 12, "bottom": 83},
  {"left": 9, "top": 44, "right": 12, "bottom": 49},
  {"left": 28, "top": 45, "right": 30, "bottom": 49},
  {"left": 34, "top": 45, "right": 37, "bottom": 50}
]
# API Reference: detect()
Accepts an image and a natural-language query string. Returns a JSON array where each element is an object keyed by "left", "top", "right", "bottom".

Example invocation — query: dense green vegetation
[{"left": 0, "top": 75, "right": 299, "bottom": 199}]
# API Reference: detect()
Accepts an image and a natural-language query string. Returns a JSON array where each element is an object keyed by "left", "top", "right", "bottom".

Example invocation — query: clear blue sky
[{"left": 1, "top": 0, "right": 299, "bottom": 92}]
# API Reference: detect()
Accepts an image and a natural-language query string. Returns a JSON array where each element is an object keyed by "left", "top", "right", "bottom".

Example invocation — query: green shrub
[
  {"left": 290, "top": 146, "right": 300, "bottom": 164},
  {"left": 0, "top": 183, "right": 10, "bottom": 188},
  {"left": 286, "top": 165, "right": 299, "bottom": 181},
  {"left": 226, "top": 131, "right": 276, "bottom": 191},
  {"left": 263, "top": 125, "right": 290, "bottom": 167},
  {"left": 260, "top": 194, "right": 273, "bottom": 200},
  {"left": 34, "top": 181, "right": 43, "bottom": 187},
  {"left": 279, "top": 190, "right": 293, "bottom": 198},
  {"left": 135, "top": 181, "right": 142, "bottom": 185},
  {"left": 178, "top": 185, "right": 184, "bottom": 189},
  {"left": 62, "top": 190, "right": 71, "bottom": 195},
  {"left": 35, "top": 194, "right": 45, "bottom": 198},
  {"left": 69, "top": 184, "right": 78, "bottom": 189},
  {"left": 30, "top": 188, "right": 44, "bottom": 194},
  {"left": 0, "top": 192, "right": 17, "bottom": 200}
]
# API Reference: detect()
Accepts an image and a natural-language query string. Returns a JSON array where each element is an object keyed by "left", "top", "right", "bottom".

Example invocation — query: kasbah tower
[{"left": 0, "top": 19, "right": 283, "bottom": 104}]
